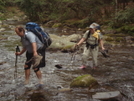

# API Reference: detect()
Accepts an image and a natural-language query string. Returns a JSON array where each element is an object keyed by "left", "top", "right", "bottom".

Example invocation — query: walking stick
[
  {"left": 14, "top": 45, "right": 20, "bottom": 79},
  {"left": 71, "top": 45, "right": 80, "bottom": 63}
]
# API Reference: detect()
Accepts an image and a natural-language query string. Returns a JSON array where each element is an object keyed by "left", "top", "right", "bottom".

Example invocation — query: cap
[{"left": 89, "top": 23, "right": 100, "bottom": 30}]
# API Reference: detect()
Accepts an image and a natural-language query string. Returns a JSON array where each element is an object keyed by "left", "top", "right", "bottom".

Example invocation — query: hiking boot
[
  {"left": 32, "top": 55, "right": 43, "bottom": 69},
  {"left": 101, "top": 50, "right": 110, "bottom": 58},
  {"left": 79, "top": 65, "right": 86, "bottom": 69}
]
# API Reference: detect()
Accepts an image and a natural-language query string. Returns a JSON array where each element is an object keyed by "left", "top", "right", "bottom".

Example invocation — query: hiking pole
[
  {"left": 71, "top": 51, "right": 77, "bottom": 63},
  {"left": 70, "top": 45, "right": 80, "bottom": 64},
  {"left": 14, "top": 45, "right": 20, "bottom": 80}
]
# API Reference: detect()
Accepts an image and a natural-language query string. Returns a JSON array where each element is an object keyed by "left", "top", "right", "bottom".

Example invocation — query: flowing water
[{"left": 0, "top": 21, "right": 134, "bottom": 101}]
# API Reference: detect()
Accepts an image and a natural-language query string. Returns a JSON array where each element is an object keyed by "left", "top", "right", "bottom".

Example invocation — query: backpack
[{"left": 25, "top": 22, "right": 52, "bottom": 48}]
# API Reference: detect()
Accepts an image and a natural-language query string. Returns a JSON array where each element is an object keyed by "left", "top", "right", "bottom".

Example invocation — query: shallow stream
[{"left": 0, "top": 21, "right": 134, "bottom": 101}]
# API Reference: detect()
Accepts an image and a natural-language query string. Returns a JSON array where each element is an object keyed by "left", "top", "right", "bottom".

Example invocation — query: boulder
[
  {"left": 70, "top": 74, "right": 98, "bottom": 89},
  {"left": 48, "top": 34, "right": 80, "bottom": 51}
]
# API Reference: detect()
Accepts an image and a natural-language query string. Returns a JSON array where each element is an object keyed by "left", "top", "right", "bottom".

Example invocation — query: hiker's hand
[
  {"left": 15, "top": 52, "right": 21, "bottom": 56},
  {"left": 73, "top": 44, "right": 79, "bottom": 50},
  {"left": 32, "top": 55, "right": 43, "bottom": 69},
  {"left": 33, "top": 51, "right": 38, "bottom": 56},
  {"left": 101, "top": 47, "right": 105, "bottom": 50}
]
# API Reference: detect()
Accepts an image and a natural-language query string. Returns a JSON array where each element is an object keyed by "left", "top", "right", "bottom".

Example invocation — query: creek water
[{"left": 0, "top": 21, "right": 134, "bottom": 101}]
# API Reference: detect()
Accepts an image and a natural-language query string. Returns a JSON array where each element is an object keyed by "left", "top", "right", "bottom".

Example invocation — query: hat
[{"left": 89, "top": 23, "right": 100, "bottom": 29}]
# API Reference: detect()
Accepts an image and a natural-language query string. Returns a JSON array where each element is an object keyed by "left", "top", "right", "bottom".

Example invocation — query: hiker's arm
[
  {"left": 76, "top": 38, "right": 86, "bottom": 46},
  {"left": 99, "top": 39, "right": 105, "bottom": 50},
  {"left": 75, "top": 30, "right": 89, "bottom": 46},
  {"left": 32, "top": 42, "right": 38, "bottom": 56},
  {"left": 74, "top": 38, "right": 85, "bottom": 49},
  {"left": 16, "top": 48, "right": 26, "bottom": 55}
]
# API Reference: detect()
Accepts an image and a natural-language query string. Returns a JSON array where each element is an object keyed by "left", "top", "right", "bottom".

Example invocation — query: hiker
[
  {"left": 15, "top": 26, "right": 46, "bottom": 84},
  {"left": 74, "top": 23, "right": 105, "bottom": 69}
]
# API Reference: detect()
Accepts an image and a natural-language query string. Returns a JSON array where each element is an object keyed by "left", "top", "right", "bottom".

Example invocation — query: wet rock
[
  {"left": 67, "top": 34, "right": 81, "bottom": 42},
  {"left": 0, "top": 28, "right": 5, "bottom": 32},
  {"left": 92, "top": 91, "right": 121, "bottom": 100},
  {"left": 0, "top": 61, "right": 6, "bottom": 65},
  {"left": 125, "top": 36, "right": 134, "bottom": 43},
  {"left": 58, "top": 88, "right": 72, "bottom": 92},
  {"left": 48, "top": 34, "right": 76, "bottom": 51},
  {"left": 16, "top": 86, "right": 26, "bottom": 95},
  {"left": 70, "top": 74, "right": 98, "bottom": 89},
  {"left": 27, "top": 91, "right": 49, "bottom": 101}
]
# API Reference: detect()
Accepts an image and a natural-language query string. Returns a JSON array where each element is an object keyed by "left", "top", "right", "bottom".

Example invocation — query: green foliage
[
  {"left": 19, "top": 0, "right": 106, "bottom": 24},
  {"left": 116, "top": 25, "right": 134, "bottom": 35},
  {"left": 115, "top": 5, "right": 134, "bottom": 23},
  {"left": 0, "top": 0, "right": 6, "bottom": 11},
  {"left": 0, "top": 0, "right": 134, "bottom": 36},
  {"left": 108, "top": 4, "right": 134, "bottom": 35},
  {"left": 20, "top": 0, "right": 55, "bottom": 21}
]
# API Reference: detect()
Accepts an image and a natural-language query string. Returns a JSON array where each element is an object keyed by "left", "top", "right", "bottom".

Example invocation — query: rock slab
[{"left": 92, "top": 91, "right": 120, "bottom": 100}]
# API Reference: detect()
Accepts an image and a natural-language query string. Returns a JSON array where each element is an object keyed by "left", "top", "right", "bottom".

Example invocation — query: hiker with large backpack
[
  {"left": 74, "top": 23, "right": 105, "bottom": 69},
  {"left": 15, "top": 22, "right": 51, "bottom": 85}
]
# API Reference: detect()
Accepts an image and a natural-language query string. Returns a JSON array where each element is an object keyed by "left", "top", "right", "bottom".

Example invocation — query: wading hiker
[
  {"left": 15, "top": 26, "right": 46, "bottom": 84},
  {"left": 74, "top": 23, "right": 105, "bottom": 69}
]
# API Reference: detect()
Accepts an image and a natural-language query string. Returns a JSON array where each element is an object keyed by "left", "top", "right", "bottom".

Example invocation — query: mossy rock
[
  {"left": 52, "top": 23, "right": 62, "bottom": 28},
  {"left": 70, "top": 74, "right": 98, "bottom": 89}
]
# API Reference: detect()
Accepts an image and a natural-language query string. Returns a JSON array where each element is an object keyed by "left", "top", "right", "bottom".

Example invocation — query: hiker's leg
[
  {"left": 34, "top": 48, "right": 45, "bottom": 84},
  {"left": 91, "top": 47, "right": 98, "bottom": 68},
  {"left": 82, "top": 46, "right": 90, "bottom": 66},
  {"left": 24, "top": 65, "right": 30, "bottom": 84},
  {"left": 24, "top": 51, "right": 32, "bottom": 84},
  {"left": 34, "top": 68, "right": 43, "bottom": 84}
]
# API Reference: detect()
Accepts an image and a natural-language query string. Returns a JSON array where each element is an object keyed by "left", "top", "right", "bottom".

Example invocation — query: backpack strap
[{"left": 86, "top": 30, "right": 90, "bottom": 40}]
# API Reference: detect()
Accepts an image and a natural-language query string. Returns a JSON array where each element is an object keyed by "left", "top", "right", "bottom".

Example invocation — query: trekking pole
[
  {"left": 14, "top": 45, "right": 20, "bottom": 79},
  {"left": 70, "top": 45, "right": 80, "bottom": 64},
  {"left": 71, "top": 51, "right": 77, "bottom": 63}
]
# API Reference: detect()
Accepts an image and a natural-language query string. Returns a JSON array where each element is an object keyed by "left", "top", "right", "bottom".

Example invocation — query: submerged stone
[{"left": 70, "top": 74, "right": 98, "bottom": 88}]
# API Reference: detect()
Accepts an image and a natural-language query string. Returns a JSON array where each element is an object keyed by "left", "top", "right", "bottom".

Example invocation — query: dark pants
[{"left": 25, "top": 48, "right": 46, "bottom": 69}]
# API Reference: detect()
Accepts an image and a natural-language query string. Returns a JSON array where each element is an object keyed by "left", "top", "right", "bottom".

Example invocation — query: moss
[
  {"left": 115, "top": 25, "right": 134, "bottom": 36},
  {"left": 52, "top": 23, "right": 62, "bottom": 28},
  {"left": 105, "top": 37, "right": 114, "bottom": 42},
  {"left": 73, "top": 74, "right": 89, "bottom": 81},
  {"left": 64, "top": 18, "right": 86, "bottom": 27},
  {"left": 105, "top": 34, "right": 126, "bottom": 37},
  {"left": 62, "top": 44, "right": 75, "bottom": 50},
  {"left": 70, "top": 74, "right": 98, "bottom": 88},
  {"left": 51, "top": 17, "right": 87, "bottom": 28}
]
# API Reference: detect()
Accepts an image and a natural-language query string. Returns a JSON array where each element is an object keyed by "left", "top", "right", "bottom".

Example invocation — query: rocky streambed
[{"left": 0, "top": 19, "right": 134, "bottom": 101}]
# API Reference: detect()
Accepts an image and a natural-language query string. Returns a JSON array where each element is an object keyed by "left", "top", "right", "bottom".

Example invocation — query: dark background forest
[{"left": 0, "top": 0, "right": 134, "bottom": 35}]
